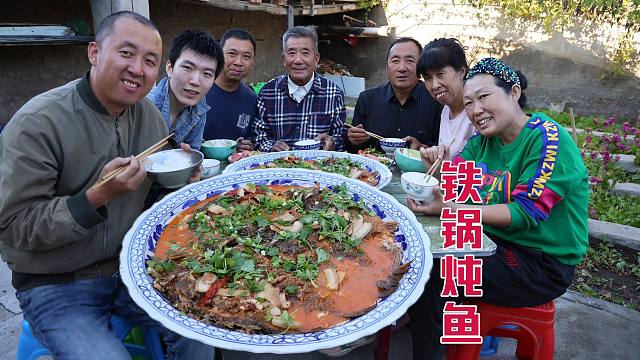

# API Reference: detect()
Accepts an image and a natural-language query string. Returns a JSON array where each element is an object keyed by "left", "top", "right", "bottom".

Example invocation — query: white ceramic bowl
[
  {"left": 379, "top": 138, "right": 407, "bottom": 155},
  {"left": 201, "top": 159, "right": 221, "bottom": 178},
  {"left": 294, "top": 139, "right": 322, "bottom": 150},
  {"left": 401, "top": 171, "right": 439, "bottom": 202}
]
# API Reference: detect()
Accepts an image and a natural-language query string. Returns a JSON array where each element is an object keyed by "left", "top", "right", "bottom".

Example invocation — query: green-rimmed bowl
[
  {"left": 201, "top": 139, "right": 237, "bottom": 161},
  {"left": 395, "top": 148, "right": 425, "bottom": 173}
]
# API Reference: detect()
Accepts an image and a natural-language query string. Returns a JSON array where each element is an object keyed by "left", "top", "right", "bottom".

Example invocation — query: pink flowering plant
[
  {"left": 581, "top": 137, "right": 624, "bottom": 191},
  {"left": 580, "top": 116, "right": 640, "bottom": 189},
  {"left": 577, "top": 116, "right": 640, "bottom": 226}
]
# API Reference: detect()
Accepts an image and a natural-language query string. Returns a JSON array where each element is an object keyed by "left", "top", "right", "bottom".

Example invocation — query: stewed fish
[{"left": 148, "top": 183, "right": 411, "bottom": 333}]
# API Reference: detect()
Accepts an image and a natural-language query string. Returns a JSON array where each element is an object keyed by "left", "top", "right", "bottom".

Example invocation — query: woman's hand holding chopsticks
[{"left": 420, "top": 143, "right": 452, "bottom": 180}]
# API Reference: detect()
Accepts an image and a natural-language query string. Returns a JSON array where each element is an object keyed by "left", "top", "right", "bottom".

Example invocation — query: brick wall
[{"left": 0, "top": 0, "right": 287, "bottom": 123}]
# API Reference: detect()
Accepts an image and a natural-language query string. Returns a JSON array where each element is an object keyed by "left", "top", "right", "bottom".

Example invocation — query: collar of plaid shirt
[{"left": 287, "top": 74, "right": 315, "bottom": 103}]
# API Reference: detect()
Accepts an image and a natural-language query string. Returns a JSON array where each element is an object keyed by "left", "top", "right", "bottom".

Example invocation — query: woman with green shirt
[{"left": 407, "top": 57, "right": 589, "bottom": 360}]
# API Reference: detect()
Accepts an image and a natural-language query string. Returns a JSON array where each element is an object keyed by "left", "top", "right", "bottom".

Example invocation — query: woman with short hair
[{"left": 418, "top": 38, "right": 476, "bottom": 157}]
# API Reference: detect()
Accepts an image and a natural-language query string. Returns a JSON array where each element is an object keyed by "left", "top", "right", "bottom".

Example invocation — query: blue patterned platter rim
[
  {"left": 120, "top": 169, "right": 432, "bottom": 354},
  {"left": 222, "top": 150, "right": 393, "bottom": 189}
]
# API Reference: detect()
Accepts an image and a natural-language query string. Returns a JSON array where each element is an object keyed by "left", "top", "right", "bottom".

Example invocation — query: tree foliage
[
  {"left": 463, "top": 0, "right": 639, "bottom": 31},
  {"left": 461, "top": 0, "right": 640, "bottom": 76}
]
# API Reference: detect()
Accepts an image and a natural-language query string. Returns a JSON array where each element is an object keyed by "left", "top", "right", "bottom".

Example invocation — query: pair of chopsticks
[
  {"left": 92, "top": 133, "right": 175, "bottom": 189},
  {"left": 423, "top": 137, "right": 456, "bottom": 182},
  {"left": 345, "top": 123, "right": 384, "bottom": 140}
]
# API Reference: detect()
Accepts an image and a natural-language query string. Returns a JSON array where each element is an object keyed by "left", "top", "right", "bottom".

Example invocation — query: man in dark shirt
[
  {"left": 345, "top": 37, "right": 443, "bottom": 152},
  {"left": 204, "top": 28, "right": 257, "bottom": 151}
]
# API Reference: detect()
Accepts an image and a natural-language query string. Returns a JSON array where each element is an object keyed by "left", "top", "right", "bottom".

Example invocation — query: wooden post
[
  {"left": 568, "top": 107, "right": 578, "bottom": 144},
  {"left": 287, "top": 5, "right": 294, "bottom": 29},
  {"left": 90, "top": 0, "right": 151, "bottom": 33}
]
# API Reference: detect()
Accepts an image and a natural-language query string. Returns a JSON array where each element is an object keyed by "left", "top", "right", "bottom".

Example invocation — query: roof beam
[{"left": 183, "top": 0, "right": 360, "bottom": 16}]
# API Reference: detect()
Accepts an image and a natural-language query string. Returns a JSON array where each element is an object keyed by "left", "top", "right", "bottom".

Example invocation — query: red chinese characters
[
  {"left": 440, "top": 208, "right": 483, "bottom": 250},
  {"left": 439, "top": 160, "right": 484, "bottom": 344},
  {"left": 440, "top": 255, "right": 459, "bottom": 297},
  {"left": 439, "top": 160, "right": 483, "bottom": 204},
  {"left": 440, "top": 255, "right": 483, "bottom": 297},
  {"left": 440, "top": 302, "right": 483, "bottom": 344}
]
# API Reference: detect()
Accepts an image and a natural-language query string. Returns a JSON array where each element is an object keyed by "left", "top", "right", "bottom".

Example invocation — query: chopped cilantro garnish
[
  {"left": 147, "top": 259, "right": 176, "bottom": 273},
  {"left": 285, "top": 285, "right": 299, "bottom": 296}
]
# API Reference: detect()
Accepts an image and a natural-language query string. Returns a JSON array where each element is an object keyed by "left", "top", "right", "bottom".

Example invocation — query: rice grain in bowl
[{"left": 143, "top": 149, "right": 203, "bottom": 188}]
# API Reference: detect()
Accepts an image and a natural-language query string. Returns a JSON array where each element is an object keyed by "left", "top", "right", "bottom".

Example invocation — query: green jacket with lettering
[{"left": 455, "top": 112, "right": 588, "bottom": 265}]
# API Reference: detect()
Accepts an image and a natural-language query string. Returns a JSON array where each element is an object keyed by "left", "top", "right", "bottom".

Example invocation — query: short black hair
[
  {"left": 221, "top": 28, "right": 257, "bottom": 55},
  {"left": 95, "top": 11, "right": 158, "bottom": 44},
  {"left": 386, "top": 37, "right": 422, "bottom": 61},
  {"left": 168, "top": 30, "right": 224, "bottom": 78},
  {"left": 418, "top": 38, "right": 468, "bottom": 77}
]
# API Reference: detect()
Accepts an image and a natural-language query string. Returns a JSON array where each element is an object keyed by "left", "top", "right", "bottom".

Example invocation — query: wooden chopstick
[
  {"left": 423, "top": 137, "right": 456, "bottom": 181},
  {"left": 345, "top": 123, "right": 384, "bottom": 140},
  {"left": 92, "top": 133, "right": 175, "bottom": 189},
  {"left": 424, "top": 158, "right": 442, "bottom": 180}
]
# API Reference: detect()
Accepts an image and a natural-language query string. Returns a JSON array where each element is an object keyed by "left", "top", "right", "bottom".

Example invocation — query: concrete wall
[
  {"left": 379, "top": 0, "right": 640, "bottom": 118},
  {"left": 0, "top": 0, "right": 287, "bottom": 124},
  {"left": 150, "top": 1, "right": 287, "bottom": 82},
  {"left": 3, "top": 0, "right": 638, "bottom": 122},
  {"left": 315, "top": 6, "right": 395, "bottom": 95}
]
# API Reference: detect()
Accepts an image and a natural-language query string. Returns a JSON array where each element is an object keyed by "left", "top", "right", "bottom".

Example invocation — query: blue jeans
[{"left": 16, "top": 275, "right": 215, "bottom": 360}]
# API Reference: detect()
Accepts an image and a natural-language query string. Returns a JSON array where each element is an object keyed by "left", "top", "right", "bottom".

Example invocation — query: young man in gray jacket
[{"left": 0, "top": 11, "right": 212, "bottom": 359}]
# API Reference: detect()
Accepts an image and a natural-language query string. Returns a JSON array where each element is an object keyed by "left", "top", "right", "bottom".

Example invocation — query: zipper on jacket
[
  {"left": 114, "top": 117, "right": 126, "bottom": 156},
  {"left": 109, "top": 117, "right": 126, "bottom": 256}
]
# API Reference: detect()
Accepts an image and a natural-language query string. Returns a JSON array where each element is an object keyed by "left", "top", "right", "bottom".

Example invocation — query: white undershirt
[
  {"left": 438, "top": 105, "right": 476, "bottom": 157},
  {"left": 288, "top": 75, "right": 314, "bottom": 103}
]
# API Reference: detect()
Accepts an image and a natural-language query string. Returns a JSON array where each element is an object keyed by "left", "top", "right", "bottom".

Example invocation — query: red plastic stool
[{"left": 447, "top": 301, "right": 556, "bottom": 360}]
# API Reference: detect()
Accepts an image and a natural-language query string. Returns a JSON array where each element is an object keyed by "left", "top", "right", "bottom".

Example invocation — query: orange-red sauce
[{"left": 154, "top": 186, "right": 396, "bottom": 332}]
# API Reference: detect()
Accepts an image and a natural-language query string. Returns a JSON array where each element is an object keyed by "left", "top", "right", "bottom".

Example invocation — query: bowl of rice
[{"left": 143, "top": 149, "right": 203, "bottom": 188}]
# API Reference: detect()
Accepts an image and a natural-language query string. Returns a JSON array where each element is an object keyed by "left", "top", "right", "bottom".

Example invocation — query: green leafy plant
[
  {"left": 573, "top": 241, "right": 640, "bottom": 311},
  {"left": 589, "top": 188, "right": 640, "bottom": 227},
  {"left": 357, "top": 0, "right": 381, "bottom": 12},
  {"left": 462, "top": 0, "right": 640, "bottom": 76}
]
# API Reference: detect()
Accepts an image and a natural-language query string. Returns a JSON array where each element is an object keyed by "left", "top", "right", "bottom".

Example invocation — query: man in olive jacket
[{"left": 0, "top": 11, "right": 212, "bottom": 359}]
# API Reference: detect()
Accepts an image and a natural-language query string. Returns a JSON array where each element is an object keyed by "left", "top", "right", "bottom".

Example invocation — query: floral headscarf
[{"left": 466, "top": 57, "right": 520, "bottom": 86}]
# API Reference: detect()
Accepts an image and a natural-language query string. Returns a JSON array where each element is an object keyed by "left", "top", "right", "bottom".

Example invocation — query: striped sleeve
[{"left": 507, "top": 117, "right": 565, "bottom": 230}]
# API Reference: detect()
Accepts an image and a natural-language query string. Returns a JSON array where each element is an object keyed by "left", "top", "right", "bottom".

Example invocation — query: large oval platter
[
  {"left": 222, "top": 150, "right": 393, "bottom": 189},
  {"left": 120, "top": 169, "right": 432, "bottom": 354}
]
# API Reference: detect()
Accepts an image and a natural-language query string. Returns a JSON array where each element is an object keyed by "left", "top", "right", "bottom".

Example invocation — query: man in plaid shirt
[{"left": 253, "top": 26, "right": 346, "bottom": 152}]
